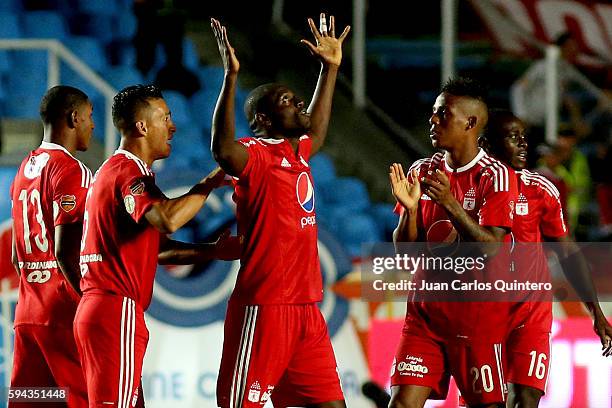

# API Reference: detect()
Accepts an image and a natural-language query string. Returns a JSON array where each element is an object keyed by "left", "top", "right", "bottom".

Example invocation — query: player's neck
[
  {"left": 445, "top": 145, "right": 480, "bottom": 169},
  {"left": 43, "top": 127, "right": 77, "bottom": 155},
  {"left": 118, "top": 139, "right": 153, "bottom": 167}
]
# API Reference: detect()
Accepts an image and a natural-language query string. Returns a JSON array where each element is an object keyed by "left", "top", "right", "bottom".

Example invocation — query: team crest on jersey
[
  {"left": 296, "top": 172, "right": 315, "bottom": 213},
  {"left": 24, "top": 152, "right": 50, "bottom": 179},
  {"left": 130, "top": 180, "right": 146, "bottom": 195},
  {"left": 59, "top": 195, "right": 76, "bottom": 212},
  {"left": 248, "top": 381, "right": 261, "bottom": 403},
  {"left": 516, "top": 193, "right": 529, "bottom": 215},
  {"left": 124, "top": 195, "right": 135, "bottom": 214},
  {"left": 462, "top": 188, "right": 476, "bottom": 210}
]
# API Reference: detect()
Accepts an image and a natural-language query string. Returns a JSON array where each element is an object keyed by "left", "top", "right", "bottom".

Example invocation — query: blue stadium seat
[
  {"left": 102, "top": 66, "right": 144, "bottom": 90},
  {"left": 162, "top": 91, "right": 191, "bottom": 127},
  {"left": 334, "top": 212, "right": 382, "bottom": 258},
  {"left": 0, "top": 0, "right": 21, "bottom": 12},
  {"left": 64, "top": 36, "right": 107, "bottom": 72},
  {"left": 113, "top": 13, "right": 137, "bottom": 41},
  {"left": 77, "top": 0, "right": 119, "bottom": 16},
  {"left": 369, "top": 203, "right": 399, "bottom": 240},
  {"left": 183, "top": 38, "right": 199, "bottom": 70},
  {"left": 196, "top": 66, "right": 225, "bottom": 93},
  {"left": 0, "top": 167, "right": 18, "bottom": 222},
  {"left": 5, "top": 68, "right": 47, "bottom": 119},
  {"left": 0, "top": 12, "right": 21, "bottom": 38},
  {"left": 320, "top": 177, "right": 370, "bottom": 211},
  {"left": 22, "top": 11, "right": 68, "bottom": 40},
  {"left": 189, "top": 88, "right": 218, "bottom": 131},
  {"left": 310, "top": 152, "right": 336, "bottom": 187},
  {"left": 73, "top": 14, "right": 114, "bottom": 44},
  {"left": 165, "top": 125, "right": 216, "bottom": 172}
]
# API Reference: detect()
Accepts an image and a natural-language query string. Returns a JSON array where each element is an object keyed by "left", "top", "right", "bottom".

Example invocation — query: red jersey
[
  {"left": 397, "top": 149, "right": 518, "bottom": 336},
  {"left": 80, "top": 149, "right": 162, "bottom": 310},
  {"left": 232, "top": 135, "right": 322, "bottom": 305},
  {"left": 10, "top": 142, "right": 91, "bottom": 328}
]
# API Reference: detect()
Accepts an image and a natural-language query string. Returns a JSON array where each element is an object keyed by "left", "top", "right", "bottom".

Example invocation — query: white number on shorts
[
  {"left": 471, "top": 364, "right": 494, "bottom": 393},
  {"left": 528, "top": 351, "right": 547, "bottom": 380},
  {"left": 26, "top": 269, "right": 51, "bottom": 284},
  {"left": 18, "top": 189, "right": 49, "bottom": 254}
]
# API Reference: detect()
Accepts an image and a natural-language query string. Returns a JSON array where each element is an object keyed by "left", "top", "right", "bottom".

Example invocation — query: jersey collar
[
  {"left": 443, "top": 148, "right": 486, "bottom": 173},
  {"left": 115, "top": 149, "right": 151, "bottom": 171},
  {"left": 39, "top": 141, "right": 74, "bottom": 158}
]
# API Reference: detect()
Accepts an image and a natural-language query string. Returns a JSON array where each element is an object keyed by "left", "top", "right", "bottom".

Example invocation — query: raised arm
[
  {"left": 548, "top": 235, "right": 612, "bottom": 354},
  {"left": 145, "top": 167, "right": 227, "bottom": 234},
  {"left": 301, "top": 13, "right": 350, "bottom": 155},
  {"left": 210, "top": 18, "right": 248, "bottom": 176}
]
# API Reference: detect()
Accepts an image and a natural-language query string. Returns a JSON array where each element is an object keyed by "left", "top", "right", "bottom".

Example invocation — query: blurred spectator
[
  {"left": 133, "top": 0, "right": 200, "bottom": 97},
  {"left": 535, "top": 143, "right": 569, "bottom": 225},
  {"left": 510, "top": 32, "right": 610, "bottom": 142},
  {"left": 536, "top": 127, "right": 591, "bottom": 235}
]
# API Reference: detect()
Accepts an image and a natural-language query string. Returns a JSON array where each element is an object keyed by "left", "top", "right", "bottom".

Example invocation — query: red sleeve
[
  {"left": 478, "top": 166, "right": 518, "bottom": 229},
  {"left": 298, "top": 135, "right": 313, "bottom": 161},
  {"left": 119, "top": 165, "right": 163, "bottom": 224},
  {"left": 52, "top": 161, "right": 90, "bottom": 226},
  {"left": 237, "top": 138, "right": 272, "bottom": 181},
  {"left": 540, "top": 187, "right": 567, "bottom": 238}
]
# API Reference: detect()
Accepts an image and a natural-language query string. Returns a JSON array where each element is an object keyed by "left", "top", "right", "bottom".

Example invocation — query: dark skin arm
[
  {"left": 54, "top": 222, "right": 83, "bottom": 296},
  {"left": 301, "top": 14, "right": 350, "bottom": 155},
  {"left": 144, "top": 167, "right": 226, "bottom": 235},
  {"left": 11, "top": 226, "right": 19, "bottom": 276},
  {"left": 210, "top": 18, "right": 248, "bottom": 176},
  {"left": 421, "top": 169, "right": 508, "bottom": 244},
  {"left": 157, "top": 231, "right": 242, "bottom": 264},
  {"left": 547, "top": 235, "right": 612, "bottom": 355}
]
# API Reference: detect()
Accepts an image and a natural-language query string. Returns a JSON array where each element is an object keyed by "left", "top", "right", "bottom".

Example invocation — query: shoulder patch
[
  {"left": 130, "top": 180, "right": 146, "bottom": 195},
  {"left": 60, "top": 195, "right": 76, "bottom": 212},
  {"left": 124, "top": 195, "right": 135, "bottom": 214}
]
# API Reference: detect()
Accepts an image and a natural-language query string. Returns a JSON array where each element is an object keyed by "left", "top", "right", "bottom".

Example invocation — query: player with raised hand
[
  {"left": 10, "top": 85, "right": 93, "bottom": 408},
  {"left": 389, "top": 78, "right": 518, "bottom": 408},
  {"left": 74, "top": 84, "right": 240, "bottom": 408},
  {"left": 210, "top": 13, "right": 350, "bottom": 408},
  {"left": 480, "top": 110, "right": 612, "bottom": 408}
]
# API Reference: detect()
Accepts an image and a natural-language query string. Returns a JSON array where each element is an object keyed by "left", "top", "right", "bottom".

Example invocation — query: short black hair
[
  {"left": 244, "top": 83, "right": 283, "bottom": 131},
  {"left": 482, "top": 109, "right": 518, "bottom": 150},
  {"left": 441, "top": 77, "right": 489, "bottom": 104},
  {"left": 112, "top": 84, "right": 163, "bottom": 133},
  {"left": 39, "top": 85, "right": 89, "bottom": 125}
]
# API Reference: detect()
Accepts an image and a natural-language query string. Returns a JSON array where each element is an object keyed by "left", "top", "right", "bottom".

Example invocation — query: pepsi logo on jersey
[{"left": 296, "top": 172, "right": 316, "bottom": 229}]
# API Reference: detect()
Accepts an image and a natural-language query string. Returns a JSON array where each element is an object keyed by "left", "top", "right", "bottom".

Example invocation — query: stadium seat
[
  {"left": 22, "top": 11, "right": 69, "bottom": 41},
  {"left": 196, "top": 66, "right": 225, "bottom": 93},
  {"left": 5, "top": 70, "right": 47, "bottom": 119},
  {"left": 113, "top": 13, "right": 137, "bottom": 41},
  {"left": 64, "top": 36, "right": 107, "bottom": 72},
  {"left": 183, "top": 38, "right": 200, "bottom": 70},
  {"left": 77, "top": 0, "right": 119, "bottom": 16},
  {"left": 72, "top": 14, "right": 114, "bottom": 45},
  {"left": 320, "top": 177, "right": 370, "bottom": 211},
  {"left": 310, "top": 152, "right": 336, "bottom": 187},
  {"left": 369, "top": 203, "right": 399, "bottom": 240},
  {"left": 162, "top": 91, "right": 191, "bottom": 127},
  {"left": 189, "top": 88, "right": 218, "bottom": 131},
  {"left": 0, "top": 167, "right": 18, "bottom": 222},
  {"left": 102, "top": 66, "right": 144, "bottom": 90},
  {"left": 0, "top": 0, "right": 21, "bottom": 12},
  {"left": 334, "top": 212, "right": 382, "bottom": 258},
  {"left": 0, "top": 12, "right": 21, "bottom": 38}
]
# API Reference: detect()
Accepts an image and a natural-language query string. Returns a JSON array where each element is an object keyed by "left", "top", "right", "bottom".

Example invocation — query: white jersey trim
[
  {"left": 443, "top": 148, "right": 486, "bottom": 173},
  {"left": 115, "top": 149, "right": 152, "bottom": 176},
  {"left": 40, "top": 141, "right": 91, "bottom": 188}
]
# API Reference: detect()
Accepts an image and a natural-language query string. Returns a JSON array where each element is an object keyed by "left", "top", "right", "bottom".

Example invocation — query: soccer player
[
  {"left": 74, "top": 84, "right": 239, "bottom": 407},
  {"left": 480, "top": 110, "right": 612, "bottom": 408},
  {"left": 210, "top": 14, "right": 350, "bottom": 408},
  {"left": 389, "top": 78, "right": 518, "bottom": 408},
  {"left": 10, "top": 85, "right": 93, "bottom": 407}
]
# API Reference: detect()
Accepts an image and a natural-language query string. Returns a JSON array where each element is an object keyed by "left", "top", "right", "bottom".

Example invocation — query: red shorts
[
  {"left": 10, "top": 324, "right": 88, "bottom": 408},
  {"left": 74, "top": 292, "right": 148, "bottom": 408},
  {"left": 506, "top": 302, "right": 552, "bottom": 393},
  {"left": 217, "top": 301, "right": 344, "bottom": 408},
  {"left": 391, "top": 317, "right": 507, "bottom": 406}
]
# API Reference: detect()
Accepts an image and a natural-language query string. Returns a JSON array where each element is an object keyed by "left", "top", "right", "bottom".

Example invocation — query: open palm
[
  {"left": 301, "top": 13, "right": 350, "bottom": 66},
  {"left": 390, "top": 163, "right": 421, "bottom": 211}
]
